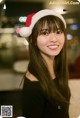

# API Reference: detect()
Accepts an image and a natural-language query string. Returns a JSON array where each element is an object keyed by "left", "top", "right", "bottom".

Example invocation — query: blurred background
[{"left": 0, "top": 0, "right": 80, "bottom": 118}]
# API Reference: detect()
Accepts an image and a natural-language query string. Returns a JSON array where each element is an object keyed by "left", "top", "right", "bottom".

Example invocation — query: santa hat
[{"left": 17, "top": 9, "right": 66, "bottom": 37}]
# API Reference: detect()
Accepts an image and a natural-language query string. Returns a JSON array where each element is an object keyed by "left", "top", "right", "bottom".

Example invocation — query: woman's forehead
[{"left": 40, "top": 21, "right": 60, "bottom": 30}]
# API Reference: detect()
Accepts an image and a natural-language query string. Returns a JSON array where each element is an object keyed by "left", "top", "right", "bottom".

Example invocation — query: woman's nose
[{"left": 49, "top": 33, "right": 57, "bottom": 42}]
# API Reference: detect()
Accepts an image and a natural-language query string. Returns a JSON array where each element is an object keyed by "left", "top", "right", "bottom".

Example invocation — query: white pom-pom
[{"left": 19, "top": 27, "right": 32, "bottom": 37}]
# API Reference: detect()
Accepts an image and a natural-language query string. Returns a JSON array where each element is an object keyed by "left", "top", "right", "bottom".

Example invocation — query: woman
[{"left": 18, "top": 9, "right": 71, "bottom": 118}]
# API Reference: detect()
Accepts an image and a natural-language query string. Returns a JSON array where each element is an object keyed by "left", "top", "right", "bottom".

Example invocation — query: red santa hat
[{"left": 17, "top": 9, "right": 66, "bottom": 37}]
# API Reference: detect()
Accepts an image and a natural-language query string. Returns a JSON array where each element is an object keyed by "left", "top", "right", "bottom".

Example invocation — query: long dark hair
[{"left": 27, "top": 15, "right": 71, "bottom": 108}]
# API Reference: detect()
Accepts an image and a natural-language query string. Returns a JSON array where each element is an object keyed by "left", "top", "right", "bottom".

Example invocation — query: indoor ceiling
[
  {"left": 0, "top": 0, "right": 79, "bottom": 18},
  {"left": 5, "top": 0, "right": 80, "bottom": 14}
]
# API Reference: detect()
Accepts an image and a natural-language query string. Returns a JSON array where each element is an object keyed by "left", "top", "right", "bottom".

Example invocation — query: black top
[{"left": 22, "top": 77, "right": 69, "bottom": 118}]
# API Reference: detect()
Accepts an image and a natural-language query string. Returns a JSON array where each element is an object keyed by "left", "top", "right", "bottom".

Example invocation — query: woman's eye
[
  {"left": 56, "top": 30, "right": 63, "bottom": 34},
  {"left": 41, "top": 31, "right": 49, "bottom": 35}
]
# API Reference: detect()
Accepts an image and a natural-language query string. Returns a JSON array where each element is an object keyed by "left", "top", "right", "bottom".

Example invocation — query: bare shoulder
[{"left": 26, "top": 71, "right": 38, "bottom": 82}]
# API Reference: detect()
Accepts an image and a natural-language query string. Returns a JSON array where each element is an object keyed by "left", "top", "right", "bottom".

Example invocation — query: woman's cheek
[{"left": 37, "top": 38, "right": 47, "bottom": 46}]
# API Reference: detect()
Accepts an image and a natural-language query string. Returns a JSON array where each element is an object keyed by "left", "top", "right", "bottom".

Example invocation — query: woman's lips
[{"left": 47, "top": 45, "right": 59, "bottom": 49}]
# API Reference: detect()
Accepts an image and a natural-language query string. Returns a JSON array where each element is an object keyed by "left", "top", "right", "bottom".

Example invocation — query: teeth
[{"left": 48, "top": 45, "right": 58, "bottom": 49}]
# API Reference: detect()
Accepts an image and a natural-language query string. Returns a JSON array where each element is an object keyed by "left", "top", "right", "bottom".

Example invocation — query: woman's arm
[{"left": 22, "top": 81, "right": 45, "bottom": 118}]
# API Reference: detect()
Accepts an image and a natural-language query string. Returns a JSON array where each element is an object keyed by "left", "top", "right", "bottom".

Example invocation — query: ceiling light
[
  {"left": 70, "top": 24, "right": 78, "bottom": 30},
  {"left": 3, "top": 4, "right": 6, "bottom": 9},
  {"left": 0, "top": 0, "right": 4, "bottom": 3},
  {"left": 19, "top": 16, "right": 26, "bottom": 22},
  {"left": 66, "top": 18, "right": 77, "bottom": 24},
  {"left": 67, "top": 34, "right": 73, "bottom": 40}
]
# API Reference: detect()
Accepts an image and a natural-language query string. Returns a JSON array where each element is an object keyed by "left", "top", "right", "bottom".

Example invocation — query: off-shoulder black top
[{"left": 22, "top": 76, "right": 69, "bottom": 118}]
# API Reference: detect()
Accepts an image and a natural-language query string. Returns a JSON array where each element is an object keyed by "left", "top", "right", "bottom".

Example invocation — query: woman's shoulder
[
  {"left": 25, "top": 71, "right": 38, "bottom": 82},
  {"left": 23, "top": 71, "right": 44, "bottom": 96}
]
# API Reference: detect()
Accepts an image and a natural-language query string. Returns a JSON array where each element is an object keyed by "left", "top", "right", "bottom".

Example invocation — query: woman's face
[{"left": 36, "top": 25, "right": 65, "bottom": 58}]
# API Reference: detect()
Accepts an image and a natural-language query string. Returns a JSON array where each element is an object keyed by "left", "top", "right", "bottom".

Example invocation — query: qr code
[{"left": 1, "top": 105, "right": 13, "bottom": 117}]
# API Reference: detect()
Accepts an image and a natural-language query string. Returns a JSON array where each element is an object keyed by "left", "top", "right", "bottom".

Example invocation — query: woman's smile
[
  {"left": 37, "top": 27, "right": 65, "bottom": 57},
  {"left": 47, "top": 44, "right": 59, "bottom": 50}
]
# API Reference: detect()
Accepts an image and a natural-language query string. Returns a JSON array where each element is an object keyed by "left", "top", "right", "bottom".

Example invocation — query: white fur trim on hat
[
  {"left": 19, "top": 9, "right": 66, "bottom": 37},
  {"left": 19, "top": 27, "right": 32, "bottom": 37}
]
